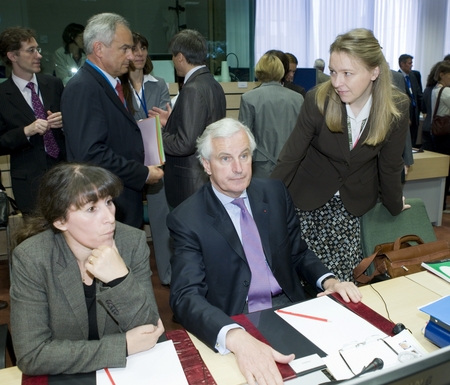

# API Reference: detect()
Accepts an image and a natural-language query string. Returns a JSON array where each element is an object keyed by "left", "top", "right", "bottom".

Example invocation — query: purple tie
[
  {"left": 232, "top": 198, "right": 272, "bottom": 312},
  {"left": 26, "top": 82, "right": 60, "bottom": 158}
]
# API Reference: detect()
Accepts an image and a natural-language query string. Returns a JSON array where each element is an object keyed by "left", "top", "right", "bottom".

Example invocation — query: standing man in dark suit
[
  {"left": 0, "top": 27, "right": 65, "bottom": 215},
  {"left": 391, "top": 69, "right": 414, "bottom": 176},
  {"left": 150, "top": 29, "right": 226, "bottom": 208},
  {"left": 168, "top": 118, "right": 361, "bottom": 385},
  {"left": 399, "top": 54, "right": 424, "bottom": 147},
  {"left": 61, "top": 13, "right": 163, "bottom": 228}
]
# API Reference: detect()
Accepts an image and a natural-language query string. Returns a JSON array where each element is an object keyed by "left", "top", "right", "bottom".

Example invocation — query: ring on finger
[{"left": 89, "top": 256, "right": 94, "bottom": 265}]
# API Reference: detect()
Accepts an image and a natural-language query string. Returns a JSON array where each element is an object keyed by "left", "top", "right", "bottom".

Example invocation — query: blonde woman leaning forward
[{"left": 271, "top": 28, "right": 410, "bottom": 282}]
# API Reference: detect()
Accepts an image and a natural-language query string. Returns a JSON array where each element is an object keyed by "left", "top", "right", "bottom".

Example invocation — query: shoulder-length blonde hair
[{"left": 316, "top": 28, "right": 407, "bottom": 146}]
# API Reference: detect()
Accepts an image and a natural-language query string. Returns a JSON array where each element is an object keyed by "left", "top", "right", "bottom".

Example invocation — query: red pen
[
  {"left": 276, "top": 308, "right": 330, "bottom": 322},
  {"left": 104, "top": 368, "right": 117, "bottom": 385}
]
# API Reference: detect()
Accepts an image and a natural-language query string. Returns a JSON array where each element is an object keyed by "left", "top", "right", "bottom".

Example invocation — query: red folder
[
  {"left": 330, "top": 293, "right": 396, "bottom": 337},
  {"left": 22, "top": 330, "right": 216, "bottom": 385}
]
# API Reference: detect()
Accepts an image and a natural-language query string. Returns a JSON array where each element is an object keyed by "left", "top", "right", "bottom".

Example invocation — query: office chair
[
  {"left": 360, "top": 198, "right": 437, "bottom": 258},
  {"left": 0, "top": 323, "right": 16, "bottom": 369}
]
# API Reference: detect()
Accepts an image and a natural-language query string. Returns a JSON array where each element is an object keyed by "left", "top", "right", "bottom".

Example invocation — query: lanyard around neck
[
  {"left": 347, "top": 116, "right": 368, "bottom": 150},
  {"left": 133, "top": 83, "right": 148, "bottom": 116},
  {"left": 86, "top": 60, "right": 128, "bottom": 108}
]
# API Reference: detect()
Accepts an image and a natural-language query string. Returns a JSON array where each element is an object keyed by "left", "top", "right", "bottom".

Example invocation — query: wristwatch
[{"left": 321, "top": 275, "right": 339, "bottom": 290}]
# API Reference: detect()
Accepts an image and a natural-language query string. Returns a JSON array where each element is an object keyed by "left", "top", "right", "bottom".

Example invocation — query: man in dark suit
[
  {"left": 61, "top": 13, "right": 163, "bottom": 228},
  {"left": 150, "top": 29, "right": 226, "bottom": 208},
  {"left": 398, "top": 54, "right": 424, "bottom": 147},
  {"left": 0, "top": 27, "right": 65, "bottom": 214},
  {"left": 391, "top": 69, "right": 414, "bottom": 176},
  {"left": 168, "top": 117, "right": 361, "bottom": 385}
]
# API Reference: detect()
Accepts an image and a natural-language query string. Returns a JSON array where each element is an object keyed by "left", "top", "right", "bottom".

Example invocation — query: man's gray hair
[
  {"left": 314, "top": 58, "right": 325, "bottom": 70},
  {"left": 196, "top": 118, "right": 256, "bottom": 164},
  {"left": 83, "top": 13, "right": 130, "bottom": 55}
]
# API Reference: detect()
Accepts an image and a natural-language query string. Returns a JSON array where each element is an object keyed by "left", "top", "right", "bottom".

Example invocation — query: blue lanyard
[
  {"left": 86, "top": 59, "right": 127, "bottom": 108},
  {"left": 134, "top": 84, "right": 148, "bottom": 116}
]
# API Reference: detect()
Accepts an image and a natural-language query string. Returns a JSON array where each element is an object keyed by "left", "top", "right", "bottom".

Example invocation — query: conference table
[
  {"left": 1, "top": 271, "right": 449, "bottom": 385},
  {"left": 404, "top": 150, "right": 450, "bottom": 226}
]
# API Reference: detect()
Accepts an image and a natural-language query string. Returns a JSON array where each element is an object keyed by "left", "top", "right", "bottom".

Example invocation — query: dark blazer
[
  {"left": 390, "top": 70, "right": 413, "bottom": 166},
  {"left": 271, "top": 88, "right": 409, "bottom": 217},
  {"left": 168, "top": 178, "right": 330, "bottom": 350},
  {"left": 163, "top": 67, "right": 226, "bottom": 207},
  {"left": 284, "top": 81, "right": 306, "bottom": 98},
  {"left": 411, "top": 70, "right": 423, "bottom": 93},
  {"left": 10, "top": 222, "right": 159, "bottom": 375},
  {"left": 61, "top": 63, "right": 149, "bottom": 227},
  {"left": 0, "top": 74, "right": 66, "bottom": 213},
  {"left": 391, "top": 70, "right": 406, "bottom": 92},
  {"left": 399, "top": 69, "right": 424, "bottom": 118}
]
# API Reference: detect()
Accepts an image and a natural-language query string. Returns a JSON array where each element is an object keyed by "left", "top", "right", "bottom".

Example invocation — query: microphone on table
[
  {"left": 319, "top": 358, "right": 384, "bottom": 384},
  {"left": 358, "top": 357, "right": 384, "bottom": 376}
]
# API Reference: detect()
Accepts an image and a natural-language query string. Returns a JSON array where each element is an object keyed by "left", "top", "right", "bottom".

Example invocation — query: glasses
[
  {"left": 20, "top": 47, "right": 42, "bottom": 55},
  {"left": 132, "top": 46, "right": 148, "bottom": 53}
]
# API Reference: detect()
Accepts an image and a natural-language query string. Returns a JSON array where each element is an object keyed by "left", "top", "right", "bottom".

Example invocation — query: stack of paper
[
  {"left": 137, "top": 115, "right": 165, "bottom": 166},
  {"left": 97, "top": 340, "right": 188, "bottom": 384}
]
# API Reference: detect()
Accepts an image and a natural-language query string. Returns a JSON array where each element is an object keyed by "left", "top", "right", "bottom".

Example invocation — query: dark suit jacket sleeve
[
  {"left": 402, "top": 129, "right": 414, "bottom": 166},
  {"left": 162, "top": 83, "right": 210, "bottom": 156},
  {"left": 0, "top": 76, "right": 64, "bottom": 155},
  {"left": 378, "top": 96, "right": 410, "bottom": 215},
  {"left": 61, "top": 70, "right": 148, "bottom": 191},
  {"left": 0, "top": 114, "right": 31, "bottom": 154},
  {"left": 168, "top": 210, "right": 235, "bottom": 350}
]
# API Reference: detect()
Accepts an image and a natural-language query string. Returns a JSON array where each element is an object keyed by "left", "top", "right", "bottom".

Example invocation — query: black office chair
[{"left": 0, "top": 323, "right": 16, "bottom": 369}]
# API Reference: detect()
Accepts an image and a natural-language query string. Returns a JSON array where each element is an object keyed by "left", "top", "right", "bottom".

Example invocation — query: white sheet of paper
[
  {"left": 275, "top": 296, "right": 387, "bottom": 355},
  {"left": 289, "top": 353, "right": 325, "bottom": 374},
  {"left": 339, "top": 338, "right": 398, "bottom": 375},
  {"left": 284, "top": 369, "right": 331, "bottom": 384},
  {"left": 385, "top": 329, "right": 428, "bottom": 357},
  {"left": 96, "top": 340, "right": 188, "bottom": 385},
  {"left": 323, "top": 352, "right": 355, "bottom": 380}
]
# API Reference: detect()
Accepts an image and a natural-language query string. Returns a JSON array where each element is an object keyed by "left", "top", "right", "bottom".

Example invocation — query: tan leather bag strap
[
  {"left": 393, "top": 234, "right": 424, "bottom": 250},
  {"left": 353, "top": 247, "right": 385, "bottom": 284}
]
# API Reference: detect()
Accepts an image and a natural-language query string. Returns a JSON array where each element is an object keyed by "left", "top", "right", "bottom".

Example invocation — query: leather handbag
[
  {"left": 431, "top": 86, "right": 450, "bottom": 136},
  {"left": 0, "top": 170, "right": 18, "bottom": 229},
  {"left": 353, "top": 235, "right": 450, "bottom": 285}
]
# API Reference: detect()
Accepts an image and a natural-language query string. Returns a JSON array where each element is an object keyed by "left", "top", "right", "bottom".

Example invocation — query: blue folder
[{"left": 420, "top": 296, "right": 450, "bottom": 347}]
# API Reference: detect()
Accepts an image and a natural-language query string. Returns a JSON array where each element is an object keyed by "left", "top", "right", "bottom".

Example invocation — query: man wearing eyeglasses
[{"left": 0, "top": 27, "right": 66, "bottom": 215}]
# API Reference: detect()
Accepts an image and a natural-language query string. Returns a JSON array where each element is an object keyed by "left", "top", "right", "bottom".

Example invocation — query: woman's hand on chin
[{"left": 84, "top": 240, "right": 128, "bottom": 283}]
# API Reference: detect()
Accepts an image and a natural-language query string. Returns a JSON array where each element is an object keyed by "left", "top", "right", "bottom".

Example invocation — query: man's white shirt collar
[
  {"left": 184, "top": 65, "right": 206, "bottom": 84},
  {"left": 12, "top": 72, "right": 38, "bottom": 92}
]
